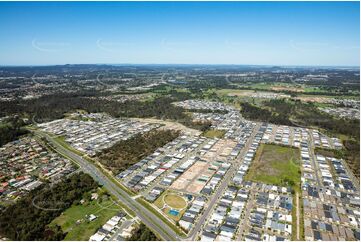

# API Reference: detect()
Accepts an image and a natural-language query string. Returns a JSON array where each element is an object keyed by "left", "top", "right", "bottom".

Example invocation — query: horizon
[
  {"left": 0, "top": 1, "right": 360, "bottom": 66},
  {"left": 0, "top": 63, "right": 359, "bottom": 68}
]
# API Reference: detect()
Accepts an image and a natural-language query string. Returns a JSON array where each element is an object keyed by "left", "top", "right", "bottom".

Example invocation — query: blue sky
[{"left": 0, "top": 1, "right": 359, "bottom": 66}]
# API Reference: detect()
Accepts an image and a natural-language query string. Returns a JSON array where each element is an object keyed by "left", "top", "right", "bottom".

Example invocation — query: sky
[{"left": 0, "top": 1, "right": 359, "bottom": 66}]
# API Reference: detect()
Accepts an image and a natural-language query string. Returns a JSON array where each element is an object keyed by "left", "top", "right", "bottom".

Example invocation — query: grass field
[
  {"left": 50, "top": 194, "right": 124, "bottom": 241},
  {"left": 154, "top": 190, "right": 188, "bottom": 222},
  {"left": 216, "top": 84, "right": 359, "bottom": 100},
  {"left": 164, "top": 194, "right": 187, "bottom": 209},
  {"left": 202, "top": 129, "right": 226, "bottom": 138},
  {"left": 245, "top": 144, "right": 301, "bottom": 192}
]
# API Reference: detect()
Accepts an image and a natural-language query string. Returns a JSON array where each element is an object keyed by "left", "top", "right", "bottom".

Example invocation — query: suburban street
[
  {"left": 188, "top": 123, "right": 262, "bottom": 240},
  {"left": 30, "top": 118, "right": 356, "bottom": 242},
  {"left": 308, "top": 133, "right": 323, "bottom": 187},
  {"left": 0, "top": 6, "right": 359, "bottom": 241},
  {"left": 33, "top": 130, "right": 182, "bottom": 241},
  {"left": 33, "top": 122, "right": 264, "bottom": 241}
]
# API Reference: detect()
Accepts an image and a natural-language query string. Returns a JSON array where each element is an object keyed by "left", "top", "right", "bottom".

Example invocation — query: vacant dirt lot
[
  {"left": 271, "top": 86, "right": 304, "bottom": 92},
  {"left": 295, "top": 96, "right": 333, "bottom": 103},
  {"left": 171, "top": 139, "right": 237, "bottom": 194},
  {"left": 171, "top": 160, "right": 213, "bottom": 193}
]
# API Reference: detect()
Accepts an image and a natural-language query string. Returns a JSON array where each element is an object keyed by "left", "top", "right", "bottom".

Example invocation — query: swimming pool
[{"left": 169, "top": 209, "right": 179, "bottom": 216}]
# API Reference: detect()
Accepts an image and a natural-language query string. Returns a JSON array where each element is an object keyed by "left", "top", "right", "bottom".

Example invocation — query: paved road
[
  {"left": 236, "top": 183, "right": 256, "bottom": 240},
  {"left": 188, "top": 123, "right": 261, "bottom": 240},
  {"left": 340, "top": 158, "right": 360, "bottom": 192},
  {"left": 34, "top": 130, "right": 182, "bottom": 241},
  {"left": 308, "top": 133, "right": 323, "bottom": 187},
  {"left": 309, "top": 131, "right": 360, "bottom": 194},
  {"left": 140, "top": 136, "right": 208, "bottom": 196},
  {"left": 295, "top": 191, "right": 300, "bottom": 240},
  {"left": 34, "top": 123, "right": 267, "bottom": 241}
]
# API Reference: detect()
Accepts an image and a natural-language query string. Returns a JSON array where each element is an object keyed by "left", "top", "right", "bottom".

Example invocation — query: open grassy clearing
[
  {"left": 50, "top": 192, "right": 124, "bottom": 241},
  {"left": 245, "top": 143, "right": 301, "bottom": 192},
  {"left": 231, "top": 82, "right": 304, "bottom": 92},
  {"left": 202, "top": 129, "right": 226, "bottom": 138},
  {"left": 296, "top": 93, "right": 360, "bottom": 100},
  {"left": 240, "top": 82, "right": 277, "bottom": 90},
  {"left": 217, "top": 83, "right": 359, "bottom": 100},
  {"left": 215, "top": 88, "right": 359, "bottom": 109},
  {"left": 137, "top": 93, "right": 157, "bottom": 102}
]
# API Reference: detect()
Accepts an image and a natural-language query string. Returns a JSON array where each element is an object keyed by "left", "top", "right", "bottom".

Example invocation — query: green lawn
[
  {"left": 245, "top": 144, "right": 301, "bottom": 192},
  {"left": 202, "top": 129, "right": 226, "bottom": 139},
  {"left": 50, "top": 195, "right": 124, "bottom": 241}
]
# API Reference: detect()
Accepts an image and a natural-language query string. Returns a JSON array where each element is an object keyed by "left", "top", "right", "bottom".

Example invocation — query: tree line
[
  {"left": 0, "top": 116, "right": 29, "bottom": 147},
  {"left": 241, "top": 99, "right": 360, "bottom": 140},
  {"left": 97, "top": 129, "right": 180, "bottom": 174},
  {"left": 0, "top": 173, "right": 98, "bottom": 241},
  {"left": 0, "top": 92, "right": 211, "bottom": 131},
  {"left": 240, "top": 102, "right": 293, "bottom": 126},
  {"left": 127, "top": 223, "right": 159, "bottom": 241}
]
